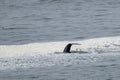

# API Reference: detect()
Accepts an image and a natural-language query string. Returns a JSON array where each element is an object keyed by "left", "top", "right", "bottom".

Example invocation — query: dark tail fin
[{"left": 63, "top": 43, "right": 72, "bottom": 53}]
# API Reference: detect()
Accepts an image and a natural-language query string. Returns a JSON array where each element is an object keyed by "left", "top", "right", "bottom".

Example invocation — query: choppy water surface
[
  {"left": 0, "top": 0, "right": 120, "bottom": 44},
  {"left": 1, "top": 0, "right": 120, "bottom": 80}
]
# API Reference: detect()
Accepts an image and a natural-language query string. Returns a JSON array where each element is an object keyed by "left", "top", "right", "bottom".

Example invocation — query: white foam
[
  {"left": 0, "top": 36, "right": 120, "bottom": 57},
  {"left": 0, "top": 42, "right": 66, "bottom": 57}
]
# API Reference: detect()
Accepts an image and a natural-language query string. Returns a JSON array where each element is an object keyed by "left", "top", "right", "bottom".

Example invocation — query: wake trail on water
[{"left": 0, "top": 36, "right": 120, "bottom": 58}]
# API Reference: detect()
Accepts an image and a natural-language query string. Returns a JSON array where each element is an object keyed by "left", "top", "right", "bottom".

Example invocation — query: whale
[{"left": 63, "top": 43, "right": 81, "bottom": 53}]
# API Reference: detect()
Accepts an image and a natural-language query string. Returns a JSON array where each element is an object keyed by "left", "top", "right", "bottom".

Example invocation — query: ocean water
[{"left": 0, "top": 0, "right": 120, "bottom": 80}]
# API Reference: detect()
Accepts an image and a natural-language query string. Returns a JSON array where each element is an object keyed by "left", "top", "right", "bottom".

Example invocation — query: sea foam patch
[
  {"left": 0, "top": 36, "right": 120, "bottom": 57},
  {"left": 0, "top": 36, "right": 120, "bottom": 70}
]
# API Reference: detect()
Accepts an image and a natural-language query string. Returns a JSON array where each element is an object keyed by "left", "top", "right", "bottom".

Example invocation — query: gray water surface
[
  {"left": 0, "top": 0, "right": 120, "bottom": 45},
  {"left": 1, "top": 0, "right": 120, "bottom": 80}
]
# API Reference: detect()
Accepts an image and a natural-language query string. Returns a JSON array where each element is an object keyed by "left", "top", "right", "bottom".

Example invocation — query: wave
[{"left": 0, "top": 36, "right": 120, "bottom": 58}]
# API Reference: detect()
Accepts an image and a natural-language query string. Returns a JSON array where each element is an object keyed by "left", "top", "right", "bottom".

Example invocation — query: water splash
[
  {"left": 0, "top": 36, "right": 120, "bottom": 70},
  {"left": 0, "top": 36, "right": 120, "bottom": 57}
]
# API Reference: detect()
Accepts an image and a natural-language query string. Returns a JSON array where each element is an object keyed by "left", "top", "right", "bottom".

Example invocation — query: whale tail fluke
[{"left": 63, "top": 43, "right": 81, "bottom": 53}]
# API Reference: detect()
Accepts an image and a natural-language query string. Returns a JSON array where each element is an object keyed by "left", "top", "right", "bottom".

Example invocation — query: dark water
[
  {"left": 1, "top": 0, "right": 120, "bottom": 80},
  {"left": 0, "top": 0, "right": 120, "bottom": 45}
]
